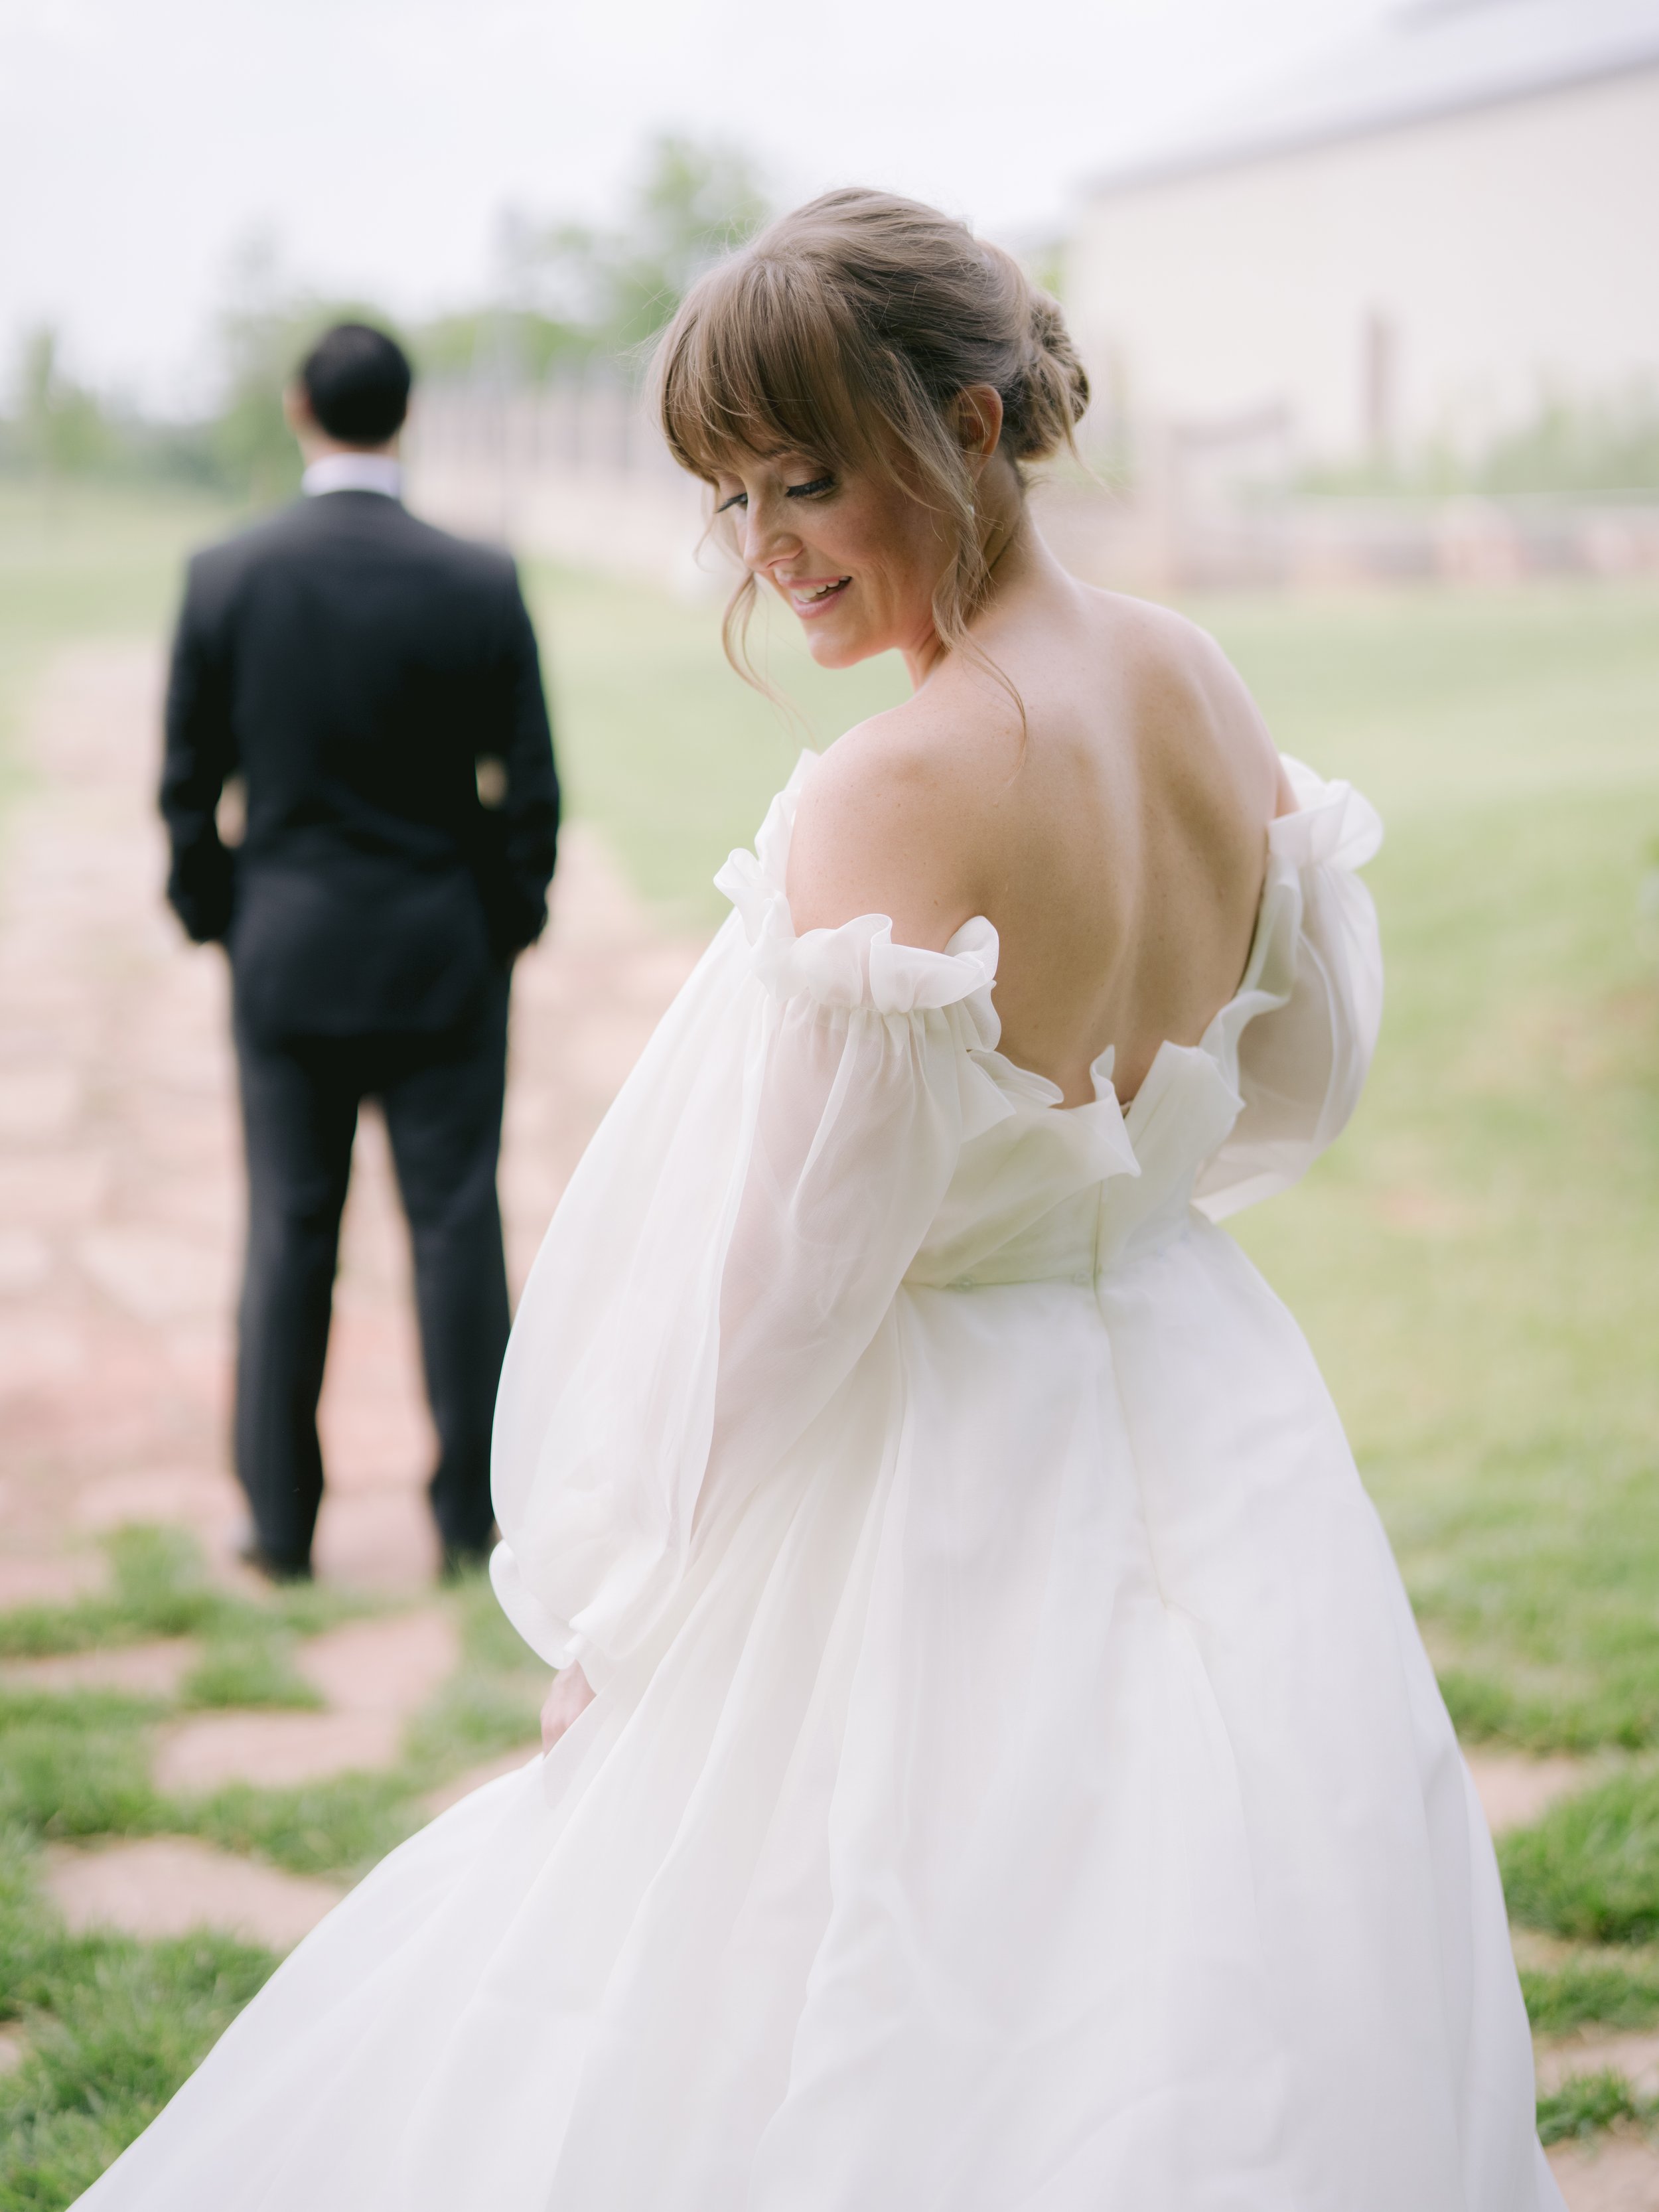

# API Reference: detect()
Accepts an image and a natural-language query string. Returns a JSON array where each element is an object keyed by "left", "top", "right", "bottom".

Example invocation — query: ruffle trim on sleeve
[
  {"left": 713, "top": 753, "right": 1002, "bottom": 1029},
  {"left": 1204, "top": 755, "right": 1384, "bottom": 1070},
  {"left": 1270, "top": 755, "right": 1384, "bottom": 875},
  {"left": 1191, "top": 753, "right": 1384, "bottom": 1220}
]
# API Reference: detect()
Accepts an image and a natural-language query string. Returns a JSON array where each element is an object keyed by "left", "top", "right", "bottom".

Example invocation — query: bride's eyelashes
[{"left": 714, "top": 475, "right": 837, "bottom": 514}]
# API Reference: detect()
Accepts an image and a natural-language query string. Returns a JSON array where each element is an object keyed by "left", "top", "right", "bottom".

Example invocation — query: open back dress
[{"left": 78, "top": 753, "right": 1561, "bottom": 2211}]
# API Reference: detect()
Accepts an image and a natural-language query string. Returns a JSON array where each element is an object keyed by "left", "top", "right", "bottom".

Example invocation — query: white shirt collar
[{"left": 302, "top": 453, "right": 404, "bottom": 500}]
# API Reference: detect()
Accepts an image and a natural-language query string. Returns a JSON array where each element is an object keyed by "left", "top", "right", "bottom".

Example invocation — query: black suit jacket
[{"left": 161, "top": 490, "right": 559, "bottom": 1041}]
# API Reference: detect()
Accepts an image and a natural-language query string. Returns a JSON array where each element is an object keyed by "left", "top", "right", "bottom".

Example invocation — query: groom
[{"left": 161, "top": 321, "right": 559, "bottom": 1582}]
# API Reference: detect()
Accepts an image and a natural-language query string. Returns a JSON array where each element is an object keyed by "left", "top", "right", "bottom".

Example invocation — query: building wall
[
  {"left": 1067, "top": 64, "right": 1659, "bottom": 464},
  {"left": 403, "top": 379, "right": 716, "bottom": 595}
]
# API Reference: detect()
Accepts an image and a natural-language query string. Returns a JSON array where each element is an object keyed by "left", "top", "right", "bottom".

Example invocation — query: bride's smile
[
  {"left": 710, "top": 446, "right": 979, "bottom": 676},
  {"left": 782, "top": 573, "right": 851, "bottom": 614}
]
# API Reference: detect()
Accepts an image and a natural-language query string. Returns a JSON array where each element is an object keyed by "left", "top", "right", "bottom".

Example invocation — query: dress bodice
[
  {"left": 490, "top": 747, "right": 1382, "bottom": 1688},
  {"left": 720, "top": 751, "right": 1385, "bottom": 1293},
  {"left": 904, "top": 1038, "right": 1238, "bottom": 1288}
]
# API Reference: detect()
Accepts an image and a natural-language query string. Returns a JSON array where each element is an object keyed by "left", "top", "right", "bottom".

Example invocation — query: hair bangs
[
  {"left": 652, "top": 187, "right": 1089, "bottom": 710},
  {"left": 659, "top": 257, "right": 872, "bottom": 486}
]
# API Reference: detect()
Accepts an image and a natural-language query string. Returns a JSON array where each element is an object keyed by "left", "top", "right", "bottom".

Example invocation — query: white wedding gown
[{"left": 78, "top": 754, "right": 1560, "bottom": 2210}]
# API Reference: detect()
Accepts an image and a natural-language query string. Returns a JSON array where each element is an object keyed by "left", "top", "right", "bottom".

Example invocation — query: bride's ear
[{"left": 954, "top": 385, "right": 1004, "bottom": 477}]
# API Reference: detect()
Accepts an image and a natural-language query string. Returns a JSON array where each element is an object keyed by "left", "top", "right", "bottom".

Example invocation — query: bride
[{"left": 78, "top": 188, "right": 1559, "bottom": 2209}]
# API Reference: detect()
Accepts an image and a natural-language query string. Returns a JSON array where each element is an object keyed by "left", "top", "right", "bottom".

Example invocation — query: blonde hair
[{"left": 656, "top": 186, "right": 1089, "bottom": 687}]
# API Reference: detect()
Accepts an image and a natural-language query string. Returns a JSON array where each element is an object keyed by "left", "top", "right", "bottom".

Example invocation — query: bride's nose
[{"left": 740, "top": 495, "right": 800, "bottom": 571}]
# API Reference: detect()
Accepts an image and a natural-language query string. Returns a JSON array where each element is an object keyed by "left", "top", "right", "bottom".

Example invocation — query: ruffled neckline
[
  {"left": 714, "top": 748, "right": 1380, "bottom": 1117},
  {"left": 715, "top": 756, "right": 1001, "bottom": 1026}
]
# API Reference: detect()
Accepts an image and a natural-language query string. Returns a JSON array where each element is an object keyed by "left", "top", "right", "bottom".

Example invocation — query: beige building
[{"left": 1066, "top": 0, "right": 1659, "bottom": 473}]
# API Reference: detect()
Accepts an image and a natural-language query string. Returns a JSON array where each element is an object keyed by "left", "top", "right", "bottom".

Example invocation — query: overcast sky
[{"left": 0, "top": 0, "right": 1392, "bottom": 411}]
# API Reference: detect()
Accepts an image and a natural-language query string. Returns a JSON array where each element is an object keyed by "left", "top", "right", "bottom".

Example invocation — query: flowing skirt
[{"left": 78, "top": 1222, "right": 1559, "bottom": 2210}]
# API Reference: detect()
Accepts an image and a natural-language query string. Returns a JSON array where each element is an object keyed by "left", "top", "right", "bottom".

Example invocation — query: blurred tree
[
  {"left": 1478, "top": 382, "right": 1659, "bottom": 495},
  {"left": 510, "top": 134, "right": 772, "bottom": 368},
  {"left": 14, "top": 327, "right": 115, "bottom": 475},
  {"left": 607, "top": 135, "right": 771, "bottom": 349},
  {"left": 1301, "top": 379, "right": 1659, "bottom": 497},
  {"left": 212, "top": 305, "right": 307, "bottom": 506},
  {"left": 0, "top": 136, "right": 772, "bottom": 494},
  {"left": 413, "top": 309, "right": 595, "bottom": 383}
]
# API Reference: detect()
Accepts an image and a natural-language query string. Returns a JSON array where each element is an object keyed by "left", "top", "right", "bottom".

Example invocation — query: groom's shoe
[
  {"left": 439, "top": 1528, "right": 498, "bottom": 1585},
  {"left": 234, "top": 1531, "right": 313, "bottom": 1584}
]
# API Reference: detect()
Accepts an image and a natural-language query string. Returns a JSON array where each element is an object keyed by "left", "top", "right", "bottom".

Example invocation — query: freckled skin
[{"left": 543, "top": 389, "right": 1291, "bottom": 1745}]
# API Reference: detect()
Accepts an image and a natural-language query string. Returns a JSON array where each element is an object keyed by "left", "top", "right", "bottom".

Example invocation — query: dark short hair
[{"left": 299, "top": 323, "right": 412, "bottom": 445}]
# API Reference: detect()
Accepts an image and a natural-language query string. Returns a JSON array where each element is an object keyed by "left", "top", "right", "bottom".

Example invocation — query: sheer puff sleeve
[
  {"left": 490, "top": 760, "right": 1009, "bottom": 1687},
  {"left": 1192, "top": 755, "right": 1384, "bottom": 1221}
]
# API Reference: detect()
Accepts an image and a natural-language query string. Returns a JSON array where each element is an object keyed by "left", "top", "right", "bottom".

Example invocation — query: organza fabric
[{"left": 77, "top": 754, "right": 1560, "bottom": 2211}]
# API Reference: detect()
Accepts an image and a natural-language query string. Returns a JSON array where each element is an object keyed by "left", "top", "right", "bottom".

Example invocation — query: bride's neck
[
  {"left": 902, "top": 469, "right": 1052, "bottom": 690},
  {"left": 975, "top": 451, "right": 1029, "bottom": 587}
]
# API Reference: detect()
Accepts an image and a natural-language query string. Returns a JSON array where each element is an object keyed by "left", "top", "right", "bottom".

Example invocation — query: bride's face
[{"left": 711, "top": 449, "right": 949, "bottom": 670}]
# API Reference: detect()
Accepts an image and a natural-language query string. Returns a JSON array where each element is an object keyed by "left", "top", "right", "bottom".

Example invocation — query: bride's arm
[{"left": 492, "top": 774, "right": 1007, "bottom": 1695}]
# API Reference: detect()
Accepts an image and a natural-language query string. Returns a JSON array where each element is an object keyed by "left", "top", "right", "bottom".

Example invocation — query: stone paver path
[
  {"left": 1549, "top": 2138, "right": 1659, "bottom": 2210},
  {"left": 154, "top": 1606, "right": 465, "bottom": 1791},
  {"left": 153, "top": 1708, "right": 405, "bottom": 1794},
  {"left": 0, "top": 1637, "right": 198, "bottom": 1698},
  {"left": 0, "top": 1554, "right": 107, "bottom": 1607},
  {"left": 1468, "top": 1749, "right": 1593, "bottom": 1836},
  {"left": 293, "top": 1607, "right": 460, "bottom": 1714},
  {"left": 1540, "top": 2034, "right": 1659, "bottom": 2101},
  {"left": 0, "top": 642, "right": 703, "bottom": 1590},
  {"left": 0, "top": 639, "right": 694, "bottom": 1950},
  {"left": 42, "top": 1838, "right": 344, "bottom": 1951}
]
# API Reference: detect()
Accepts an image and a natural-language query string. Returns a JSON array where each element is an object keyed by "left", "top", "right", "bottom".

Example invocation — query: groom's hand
[{"left": 541, "top": 1666, "right": 595, "bottom": 1751}]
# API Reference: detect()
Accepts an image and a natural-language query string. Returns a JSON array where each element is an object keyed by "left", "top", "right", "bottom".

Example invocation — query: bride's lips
[{"left": 780, "top": 575, "right": 852, "bottom": 619}]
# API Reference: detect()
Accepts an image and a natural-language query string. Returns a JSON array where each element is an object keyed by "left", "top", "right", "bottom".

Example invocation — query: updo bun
[
  {"left": 657, "top": 186, "right": 1090, "bottom": 683},
  {"left": 1002, "top": 275, "right": 1091, "bottom": 463}
]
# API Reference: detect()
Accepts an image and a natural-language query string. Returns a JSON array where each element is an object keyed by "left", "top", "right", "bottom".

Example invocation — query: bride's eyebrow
[{"left": 708, "top": 453, "right": 815, "bottom": 486}]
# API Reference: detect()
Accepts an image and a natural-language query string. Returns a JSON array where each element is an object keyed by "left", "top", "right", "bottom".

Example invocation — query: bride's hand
[{"left": 540, "top": 1665, "right": 595, "bottom": 1751}]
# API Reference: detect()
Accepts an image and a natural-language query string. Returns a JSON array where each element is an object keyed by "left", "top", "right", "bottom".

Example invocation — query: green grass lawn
[
  {"left": 0, "top": 1534, "right": 543, "bottom": 2206},
  {"left": 1198, "top": 590, "right": 1659, "bottom": 1755},
  {"left": 3, "top": 488, "right": 1659, "bottom": 2182},
  {"left": 530, "top": 562, "right": 1659, "bottom": 1753}
]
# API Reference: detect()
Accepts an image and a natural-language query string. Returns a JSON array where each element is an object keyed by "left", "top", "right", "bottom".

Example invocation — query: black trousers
[{"left": 232, "top": 978, "right": 512, "bottom": 1570}]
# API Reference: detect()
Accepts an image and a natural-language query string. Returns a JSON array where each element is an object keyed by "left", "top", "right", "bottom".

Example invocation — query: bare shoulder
[
  {"left": 1085, "top": 589, "right": 1290, "bottom": 812},
  {"left": 1087, "top": 589, "right": 1250, "bottom": 722},
  {"left": 786, "top": 683, "right": 1009, "bottom": 948}
]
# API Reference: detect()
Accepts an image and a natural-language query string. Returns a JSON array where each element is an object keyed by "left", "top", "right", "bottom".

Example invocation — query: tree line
[{"left": 0, "top": 135, "right": 769, "bottom": 506}]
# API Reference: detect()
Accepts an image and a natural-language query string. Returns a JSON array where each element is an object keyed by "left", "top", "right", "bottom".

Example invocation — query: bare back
[{"left": 790, "top": 552, "right": 1289, "bottom": 1108}]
